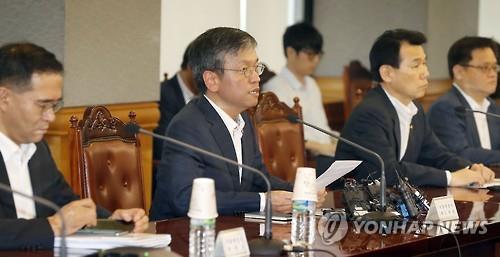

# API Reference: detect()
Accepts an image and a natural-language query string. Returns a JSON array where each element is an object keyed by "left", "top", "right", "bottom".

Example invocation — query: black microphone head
[
  {"left": 124, "top": 123, "right": 140, "bottom": 134},
  {"left": 286, "top": 114, "right": 299, "bottom": 123}
]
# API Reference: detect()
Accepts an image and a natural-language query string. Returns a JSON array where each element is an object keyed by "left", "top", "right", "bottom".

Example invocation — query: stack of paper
[
  {"left": 54, "top": 233, "right": 171, "bottom": 250},
  {"left": 316, "top": 160, "right": 362, "bottom": 191}
]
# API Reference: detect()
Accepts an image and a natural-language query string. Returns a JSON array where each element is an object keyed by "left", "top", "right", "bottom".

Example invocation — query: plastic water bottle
[
  {"left": 291, "top": 200, "right": 316, "bottom": 246},
  {"left": 189, "top": 218, "right": 215, "bottom": 257}
]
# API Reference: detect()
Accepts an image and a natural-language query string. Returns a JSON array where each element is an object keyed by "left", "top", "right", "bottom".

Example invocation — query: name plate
[
  {"left": 425, "top": 195, "right": 459, "bottom": 222},
  {"left": 214, "top": 227, "right": 250, "bottom": 257}
]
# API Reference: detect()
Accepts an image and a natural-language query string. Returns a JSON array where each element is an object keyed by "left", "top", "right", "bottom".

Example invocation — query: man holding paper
[{"left": 0, "top": 42, "right": 148, "bottom": 250}]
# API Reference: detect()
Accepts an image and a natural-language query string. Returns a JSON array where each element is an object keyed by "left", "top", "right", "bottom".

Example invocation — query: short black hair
[
  {"left": 0, "top": 42, "right": 63, "bottom": 92},
  {"left": 283, "top": 22, "right": 323, "bottom": 57},
  {"left": 447, "top": 36, "right": 498, "bottom": 78},
  {"left": 188, "top": 27, "right": 257, "bottom": 94},
  {"left": 180, "top": 41, "right": 194, "bottom": 70},
  {"left": 369, "top": 29, "right": 427, "bottom": 83}
]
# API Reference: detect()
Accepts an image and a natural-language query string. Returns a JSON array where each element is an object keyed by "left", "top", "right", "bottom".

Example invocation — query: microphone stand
[
  {"left": 127, "top": 124, "right": 284, "bottom": 256},
  {"left": 455, "top": 106, "right": 500, "bottom": 119},
  {"left": 287, "top": 115, "right": 399, "bottom": 221},
  {"left": 0, "top": 183, "right": 66, "bottom": 256}
]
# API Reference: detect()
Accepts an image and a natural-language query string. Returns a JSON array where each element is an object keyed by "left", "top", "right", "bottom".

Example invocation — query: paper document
[
  {"left": 316, "top": 160, "right": 362, "bottom": 191},
  {"left": 54, "top": 232, "right": 171, "bottom": 250}
]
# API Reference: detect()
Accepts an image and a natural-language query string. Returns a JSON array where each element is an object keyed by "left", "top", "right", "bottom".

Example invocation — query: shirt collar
[
  {"left": 382, "top": 87, "right": 418, "bottom": 122},
  {"left": 204, "top": 95, "right": 245, "bottom": 134},
  {"left": 177, "top": 72, "right": 195, "bottom": 103},
  {"left": 453, "top": 83, "right": 490, "bottom": 112},
  {"left": 280, "top": 67, "right": 306, "bottom": 90},
  {"left": 0, "top": 131, "right": 36, "bottom": 164}
]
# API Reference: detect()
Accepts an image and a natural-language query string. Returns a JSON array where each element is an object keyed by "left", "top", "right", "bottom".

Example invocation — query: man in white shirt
[
  {"left": 335, "top": 29, "right": 495, "bottom": 187},
  {"left": 429, "top": 36, "right": 500, "bottom": 164},
  {"left": 0, "top": 42, "right": 148, "bottom": 250},
  {"left": 263, "top": 22, "right": 336, "bottom": 156},
  {"left": 150, "top": 27, "right": 326, "bottom": 220}
]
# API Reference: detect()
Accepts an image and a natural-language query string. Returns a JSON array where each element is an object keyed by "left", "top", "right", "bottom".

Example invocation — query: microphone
[
  {"left": 454, "top": 106, "right": 500, "bottom": 119},
  {"left": 287, "top": 114, "right": 399, "bottom": 221},
  {"left": 0, "top": 182, "right": 66, "bottom": 256},
  {"left": 124, "top": 124, "right": 284, "bottom": 256}
]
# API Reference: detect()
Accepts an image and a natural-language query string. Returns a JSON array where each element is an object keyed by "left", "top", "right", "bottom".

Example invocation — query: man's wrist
[{"left": 47, "top": 215, "right": 61, "bottom": 236}]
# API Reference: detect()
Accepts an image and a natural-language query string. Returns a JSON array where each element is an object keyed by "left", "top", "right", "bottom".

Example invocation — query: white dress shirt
[
  {"left": 0, "top": 132, "right": 37, "bottom": 219},
  {"left": 382, "top": 88, "right": 418, "bottom": 160},
  {"left": 177, "top": 73, "right": 196, "bottom": 104},
  {"left": 383, "top": 88, "right": 452, "bottom": 185},
  {"left": 263, "top": 67, "right": 333, "bottom": 144},
  {"left": 454, "top": 83, "right": 492, "bottom": 149},
  {"left": 204, "top": 95, "right": 266, "bottom": 211}
]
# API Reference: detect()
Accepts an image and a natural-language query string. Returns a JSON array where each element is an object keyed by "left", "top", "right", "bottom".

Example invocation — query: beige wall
[
  {"left": 313, "top": 0, "right": 482, "bottom": 79},
  {"left": 64, "top": 0, "right": 161, "bottom": 107},
  {"left": 0, "top": 0, "right": 65, "bottom": 60}
]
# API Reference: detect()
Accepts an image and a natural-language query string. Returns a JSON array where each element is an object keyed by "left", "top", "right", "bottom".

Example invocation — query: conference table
[
  {"left": 4, "top": 175, "right": 500, "bottom": 257},
  {"left": 156, "top": 187, "right": 500, "bottom": 257}
]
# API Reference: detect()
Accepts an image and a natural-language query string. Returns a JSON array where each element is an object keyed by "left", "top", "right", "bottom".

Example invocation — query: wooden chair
[
  {"left": 248, "top": 92, "right": 306, "bottom": 182},
  {"left": 68, "top": 106, "right": 145, "bottom": 212},
  {"left": 342, "top": 60, "right": 374, "bottom": 119}
]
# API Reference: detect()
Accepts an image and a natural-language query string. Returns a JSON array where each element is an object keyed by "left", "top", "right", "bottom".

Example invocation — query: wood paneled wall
[{"left": 44, "top": 101, "right": 159, "bottom": 212}]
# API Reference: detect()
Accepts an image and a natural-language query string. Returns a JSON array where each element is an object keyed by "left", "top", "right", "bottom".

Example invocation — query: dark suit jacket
[
  {"left": 153, "top": 74, "right": 187, "bottom": 161},
  {"left": 428, "top": 86, "right": 500, "bottom": 164},
  {"left": 335, "top": 86, "right": 471, "bottom": 187},
  {"left": 149, "top": 96, "right": 293, "bottom": 220},
  {"left": 0, "top": 141, "right": 110, "bottom": 250}
]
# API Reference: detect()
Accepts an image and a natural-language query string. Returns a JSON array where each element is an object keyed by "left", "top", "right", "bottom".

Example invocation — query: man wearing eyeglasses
[
  {"left": 150, "top": 27, "right": 327, "bottom": 220},
  {"left": 262, "top": 22, "right": 337, "bottom": 157},
  {"left": 428, "top": 36, "right": 500, "bottom": 164},
  {"left": 0, "top": 43, "right": 148, "bottom": 250}
]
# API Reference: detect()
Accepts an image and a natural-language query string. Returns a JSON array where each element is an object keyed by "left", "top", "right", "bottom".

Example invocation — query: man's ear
[
  {"left": 202, "top": 70, "right": 219, "bottom": 93},
  {"left": 452, "top": 64, "right": 464, "bottom": 80},
  {"left": 286, "top": 47, "right": 297, "bottom": 58},
  {"left": 0, "top": 87, "right": 11, "bottom": 111},
  {"left": 379, "top": 65, "right": 394, "bottom": 83}
]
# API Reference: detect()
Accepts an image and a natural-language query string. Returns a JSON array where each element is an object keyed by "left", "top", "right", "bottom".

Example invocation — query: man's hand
[
  {"left": 270, "top": 190, "right": 293, "bottom": 213},
  {"left": 450, "top": 166, "right": 487, "bottom": 187},
  {"left": 109, "top": 208, "right": 149, "bottom": 233},
  {"left": 470, "top": 163, "right": 495, "bottom": 183},
  {"left": 47, "top": 198, "right": 97, "bottom": 236},
  {"left": 316, "top": 189, "right": 327, "bottom": 208}
]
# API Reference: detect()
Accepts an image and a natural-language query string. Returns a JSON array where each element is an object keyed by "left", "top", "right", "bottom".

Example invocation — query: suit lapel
[
  {"left": 27, "top": 148, "right": 47, "bottom": 217},
  {"left": 453, "top": 87, "right": 482, "bottom": 147},
  {"left": 240, "top": 116, "right": 254, "bottom": 191},
  {"left": 198, "top": 97, "right": 241, "bottom": 190},
  {"left": 487, "top": 100, "right": 500, "bottom": 149},
  {"left": 0, "top": 153, "right": 17, "bottom": 218},
  {"left": 375, "top": 87, "right": 401, "bottom": 158}
]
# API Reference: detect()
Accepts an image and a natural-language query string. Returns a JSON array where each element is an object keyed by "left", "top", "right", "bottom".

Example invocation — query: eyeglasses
[
  {"left": 461, "top": 64, "right": 500, "bottom": 73},
  {"left": 36, "top": 99, "right": 64, "bottom": 114},
  {"left": 300, "top": 49, "right": 324, "bottom": 60},
  {"left": 216, "top": 63, "right": 266, "bottom": 78}
]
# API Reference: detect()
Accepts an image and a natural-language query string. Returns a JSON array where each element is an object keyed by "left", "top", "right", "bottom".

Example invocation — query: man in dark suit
[
  {"left": 0, "top": 43, "right": 148, "bottom": 250},
  {"left": 335, "top": 29, "right": 495, "bottom": 187},
  {"left": 428, "top": 37, "right": 500, "bottom": 164},
  {"left": 150, "top": 27, "right": 326, "bottom": 220}
]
